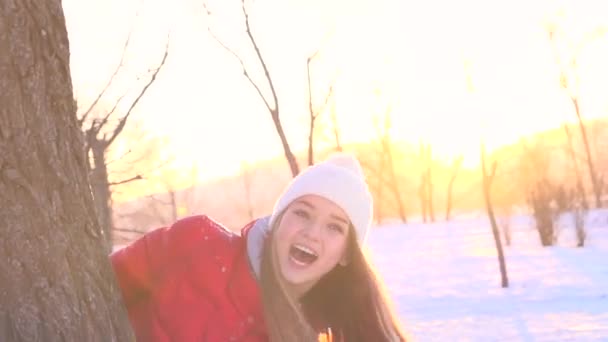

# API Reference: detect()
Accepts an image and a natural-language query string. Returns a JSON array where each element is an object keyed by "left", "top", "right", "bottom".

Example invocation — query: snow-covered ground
[{"left": 368, "top": 210, "right": 608, "bottom": 342}]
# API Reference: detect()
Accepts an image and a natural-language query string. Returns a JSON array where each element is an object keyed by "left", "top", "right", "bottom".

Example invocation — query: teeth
[
  {"left": 294, "top": 244, "right": 317, "bottom": 256},
  {"left": 290, "top": 257, "right": 308, "bottom": 266}
]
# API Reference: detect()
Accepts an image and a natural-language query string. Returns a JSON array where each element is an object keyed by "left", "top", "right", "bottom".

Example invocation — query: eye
[
  {"left": 328, "top": 223, "right": 345, "bottom": 234},
  {"left": 293, "top": 209, "right": 310, "bottom": 219}
]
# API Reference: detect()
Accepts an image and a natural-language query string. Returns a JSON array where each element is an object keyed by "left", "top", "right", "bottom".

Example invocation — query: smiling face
[{"left": 272, "top": 194, "right": 351, "bottom": 298}]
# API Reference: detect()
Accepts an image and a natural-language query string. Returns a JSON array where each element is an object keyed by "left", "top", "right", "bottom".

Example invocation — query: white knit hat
[{"left": 269, "top": 153, "right": 373, "bottom": 245}]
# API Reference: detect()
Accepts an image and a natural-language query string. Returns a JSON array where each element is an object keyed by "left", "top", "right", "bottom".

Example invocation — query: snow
[{"left": 367, "top": 209, "right": 608, "bottom": 341}]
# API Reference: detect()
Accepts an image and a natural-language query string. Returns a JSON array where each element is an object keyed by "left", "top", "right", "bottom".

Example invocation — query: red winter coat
[{"left": 111, "top": 215, "right": 269, "bottom": 341}]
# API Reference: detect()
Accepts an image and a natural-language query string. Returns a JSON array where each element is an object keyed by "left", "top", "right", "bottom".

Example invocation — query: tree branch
[
  {"left": 307, "top": 55, "right": 315, "bottom": 120},
  {"left": 85, "top": 90, "right": 129, "bottom": 140},
  {"left": 146, "top": 193, "right": 173, "bottom": 207},
  {"left": 206, "top": 27, "right": 274, "bottom": 114},
  {"left": 240, "top": 0, "right": 279, "bottom": 115},
  {"left": 105, "top": 37, "right": 170, "bottom": 147},
  {"left": 108, "top": 174, "right": 143, "bottom": 186},
  {"left": 489, "top": 160, "right": 498, "bottom": 185},
  {"left": 317, "top": 85, "right": 334, "bottom": 116},
  {"left": 106, "top": 148, "right": 133, "bottom": 166},
  {"left": 204, "top": 0, "right": 276, "bottom": 114},
  {"left": 78, "top": 26, "right": 134, "bottom": 126},
  {"left": 95, "top": 91, "right": 129, "bottom": 135}
]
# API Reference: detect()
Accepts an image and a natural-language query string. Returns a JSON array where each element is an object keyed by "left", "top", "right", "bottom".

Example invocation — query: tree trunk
[
  {"left": 426, "top": 166, "right": 435, "bottom": 221},
  {"left": 481, "top": 144, "right": 509, "bottom": 288},
  {"left": 384, "top": 141, "right": 407, "bottom": 223},
  {"left": 307, "top": 59, "right": 315, "bottom": 166},
  {"left": 270, "top": 110, "right": 300, "bottom": 177},
  {"left": 445, "top": 177, "right": 456, "bottom": 221},
  {"left": 0, "top": 1, "right": 134, "bottom": 340},
  {"left": 330, "top": 102, "right": 343, "bottom": 152},
  {"left": 90, "top": 143, "right": 113, "bottom": 253},
  {"left": 375, "top": 157, "right": 386, "bottom": 223},
  {"left": 571, "top": 97, "right": 601, "bottom": 208},
  {"left": 419, "top": 175, "right": 427, "bottom": 223},
  {"left": 445, "top": 156, "right": 462, "bottom": 221},
  {"left": 425, "top": 145, "right": 435, "bottom": 222},
  {"left": 563, "top": 124, "right": 588, "bottom": 210},
  {"left": 308, "top": 119, "right": 315, "bottom": 167}
]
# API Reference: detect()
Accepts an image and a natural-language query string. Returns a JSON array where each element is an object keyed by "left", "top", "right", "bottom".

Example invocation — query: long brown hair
[{"left": 259, "top": 212, "right": 407, "bottom": 341}]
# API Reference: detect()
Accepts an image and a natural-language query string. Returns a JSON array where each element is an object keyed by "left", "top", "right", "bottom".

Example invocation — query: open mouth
[{"left": 289, "top": 244, "right": 318, "bottom": 266}]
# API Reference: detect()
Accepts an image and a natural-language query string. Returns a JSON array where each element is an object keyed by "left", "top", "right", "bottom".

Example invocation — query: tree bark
[
  {"left": 90, "top": 142, "right": 113, "bottom": 253},
  {"left": 0, "top": 1, "right": 134, "bottom": 340}
]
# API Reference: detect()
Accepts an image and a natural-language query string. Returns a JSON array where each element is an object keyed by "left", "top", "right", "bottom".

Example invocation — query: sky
[{"left": 62, "top": 0, "right": 608, "bottom": 188}]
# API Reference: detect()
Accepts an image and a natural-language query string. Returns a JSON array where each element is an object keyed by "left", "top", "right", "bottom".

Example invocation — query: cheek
[
  {"left": 276, "top": 215, "right": 302, "bottom": 237},
  {"left": 325, "top": 236, "right": 349, "bottom": 263},
  {"left": 274, "top": 217, "right": 299, "bottom": 248}
]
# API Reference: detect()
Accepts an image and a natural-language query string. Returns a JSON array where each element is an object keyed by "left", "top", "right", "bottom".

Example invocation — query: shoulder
[
  {"left": 143, "top": 215, "right": 240, "bottom": 263},
  {"left": 165, "top": 215, "right": 238, "bottom": 248}
]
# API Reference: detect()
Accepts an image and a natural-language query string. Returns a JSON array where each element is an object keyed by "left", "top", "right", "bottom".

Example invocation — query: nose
[{"left": 303, "top": 220, "right": 322, "bottom": 241}]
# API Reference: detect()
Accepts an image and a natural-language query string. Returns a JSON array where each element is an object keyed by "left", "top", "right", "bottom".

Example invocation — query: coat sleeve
[{"left": 110, "top": 215, "right": 215, "bottom": 307}]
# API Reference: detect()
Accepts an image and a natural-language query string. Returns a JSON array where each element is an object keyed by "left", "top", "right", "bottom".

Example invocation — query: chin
[
  {"left": 280, "top": 269, "right": 318, "bottom": 293},
  {"left": 282, "top": 270, "right": 312, "bottom": 286}
]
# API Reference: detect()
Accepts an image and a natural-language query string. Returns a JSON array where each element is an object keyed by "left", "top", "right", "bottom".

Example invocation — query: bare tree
[
  {"left": 306, "top": 50, "right": 335, "bottom": 166},
  {"left": 418, "top": 142, "right": 435, "bottom": 222},
  {"left": 386, "top": 138, "right": 407, "bottom": 224},
  {"left": 147, "top": 191, "right": 178, "bottom": 226},
  {"left": 498, "top": 210, "right": 512, "bottom": 247},
  {"left": 0, "top": 0, "right": 133, "bottom": 338},
  {"left": 360, "top": 158, "right": 393, "bottom": 224},
  {"left": 425, "top": 144, "right": 435, "bottom": 222},
  {"left": 329, "top": 100, "right": 343, "bottom": 152},
  {"left": 527, "top": 179, "right": 559, "bottom": 246},
  {"left": 573, "top": 202, "right": 587, "bottom": 247},
  {"left": 547, "top": 23, "right": 607, "bottom": 208},
  {"left": 78, "top": 34, "right": 169, "bottom": 253},
  {"left": 480, "top": 143, "right": 509, "bottom": 288},
  {"left": 445, "top": 155, "right": 463, "bottom": 221},
  {"left": 372, "top": 111, "right": 407, "bottom": 223},
  {"left": 144, "top": 164, "right": 203, "bottom": 227},
  {"left": 204, "top": 0, "right": 299, "bottom": 177},
  {"left": 563, "top": 123, "right": 588, "bottom": 210},
  {"left": 463, "top": 57, "right": 507, "bottom": 286},
  {"left": 360, "top": 154, "right": 387, "bottom": 223},
  {"left": 418, "top": 174, "right": 427, "bottom": 223},
  {"left": 517, "top": 138, "right": 558, "bottom": 246}
]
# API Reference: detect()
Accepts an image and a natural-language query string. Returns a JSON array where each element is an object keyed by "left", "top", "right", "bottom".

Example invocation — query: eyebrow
[{"left": 294, "top": 199, "right": 349, "bottom": 225}]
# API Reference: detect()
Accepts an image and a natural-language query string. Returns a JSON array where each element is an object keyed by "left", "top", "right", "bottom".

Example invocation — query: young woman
[{"left": 111, "top": 153, "right": 407, "bottom": 341}]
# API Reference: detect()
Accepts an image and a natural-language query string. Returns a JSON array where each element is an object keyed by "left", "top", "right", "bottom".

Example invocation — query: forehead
[{"left": 291, "top": 195, "right": 349, "bottom": 223}]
